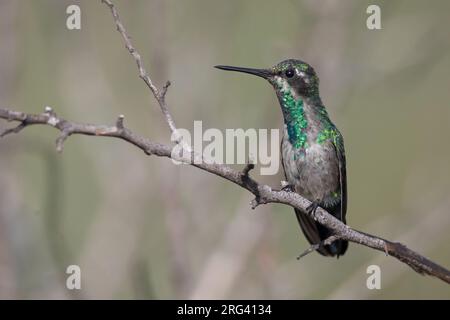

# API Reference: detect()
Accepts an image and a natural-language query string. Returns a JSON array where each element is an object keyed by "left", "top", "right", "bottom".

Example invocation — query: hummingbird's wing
[
  {"left": 305, "top": 131, "right": 348, "bottom": 256},
  {"left": 332, "top": 131, "right": 347, "bottom": 223}
]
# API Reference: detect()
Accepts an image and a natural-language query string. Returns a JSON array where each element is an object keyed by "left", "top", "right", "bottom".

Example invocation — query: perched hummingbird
[{"left": 216, "top": 59, "right": 348, "bottom": 257}]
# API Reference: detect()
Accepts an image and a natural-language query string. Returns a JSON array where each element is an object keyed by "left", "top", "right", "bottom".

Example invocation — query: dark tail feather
[{"left": 295, "top": 208, "right": 348, "bottom": 257}]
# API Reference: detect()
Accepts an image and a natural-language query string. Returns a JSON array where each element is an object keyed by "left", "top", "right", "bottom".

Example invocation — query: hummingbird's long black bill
[{"left": 215, "top": 65, "right": 272, "bottom": 79}]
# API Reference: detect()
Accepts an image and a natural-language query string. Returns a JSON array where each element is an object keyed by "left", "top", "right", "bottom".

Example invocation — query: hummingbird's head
[{"left": 215, "top": 59, "right": 319, "bottom": 98}]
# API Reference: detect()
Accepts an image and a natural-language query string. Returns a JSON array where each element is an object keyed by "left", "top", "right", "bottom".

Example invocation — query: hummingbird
[{"left": 215, "top": 59, "right": 348, "bottom": 257}]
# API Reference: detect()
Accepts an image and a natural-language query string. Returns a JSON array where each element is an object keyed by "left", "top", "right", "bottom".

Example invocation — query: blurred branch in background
[
  {"left": 77, "top": 161, "right": 150, "bottom": 299},
  {"left": 190, "top": 196, "right": 269, "bottom": 299},
  {"left": 0, "top": 0, "right": 449, "bottom": 286},
  {"left": 38, "top": 141, "right": 82, "bottom": 299},
  {"left": 146, "top": 0, "right": 192, "bottom": 298},
  {"left": 0, "top": 172, "right": 18, "bottom": 298},
  {"left": 0, "top": 0, "right": 19, "bottom": 298}
]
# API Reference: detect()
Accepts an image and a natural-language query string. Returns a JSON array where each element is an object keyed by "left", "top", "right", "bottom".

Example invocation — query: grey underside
[{"left": 281, "top": 129, "right": 348, "bottom": 256}]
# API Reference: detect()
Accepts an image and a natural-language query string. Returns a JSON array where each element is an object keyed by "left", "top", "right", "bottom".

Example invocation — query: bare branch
[
  {"left": 0, "top": 107, "right": 170, "bottom": 158},
  {"left": 0, "top": 0, "right": 449, "bottom": 286},
  {"left": 2, "top": 105, "right": 449, "bottom": 284}
]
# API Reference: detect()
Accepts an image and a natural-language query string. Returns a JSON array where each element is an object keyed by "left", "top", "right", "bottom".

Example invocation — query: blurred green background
[{"left": 0, "top": 0, "right": 449, "bottom": 299}]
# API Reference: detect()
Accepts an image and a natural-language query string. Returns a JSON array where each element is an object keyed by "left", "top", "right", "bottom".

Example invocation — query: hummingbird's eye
[{"left": 285, "top": 68, "right": 295, "bottom": 78}]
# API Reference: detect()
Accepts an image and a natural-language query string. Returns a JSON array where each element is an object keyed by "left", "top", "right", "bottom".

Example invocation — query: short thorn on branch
[
  {"left": 250, "top": 197, "right": 263, "bottom": 210},
  {"left": 0, "top": 122, "right": 26, "bottom": 138},
  {"left": 241, "top": 162, "right": 255, "bottom": 178},
  {"left": 250, "top": 193, "right": 269, "bottom": 210},
  {"left": 116, "top": 114, "right": 125, "bottom": 130},
  {"left": 44, "top": 105, "right": 56, "bottom": 116},
  {"left": 297, "top": 235, "right": 341, "bottom": 260},
  {"left": 55, "top": 131, "right": 69, "bottom": 153},
  {"left": 159, "top": 81, "right": 171, "bottom": 102}
]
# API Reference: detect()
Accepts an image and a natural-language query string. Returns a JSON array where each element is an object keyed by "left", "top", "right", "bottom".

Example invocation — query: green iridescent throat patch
[{"left": 280, "top": 88, "right": 308, "bottom": 150}]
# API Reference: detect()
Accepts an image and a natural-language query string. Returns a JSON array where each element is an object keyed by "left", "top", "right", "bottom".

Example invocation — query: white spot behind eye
[{"left": 297, "top": 70, "right": 311, "bottom": 84}]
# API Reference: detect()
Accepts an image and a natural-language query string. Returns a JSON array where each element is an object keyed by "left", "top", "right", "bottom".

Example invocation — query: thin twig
[
  {"left": 101, "top": 0, "right": 178, "bottom": 136},
  {"left": 297, "top": 235, "right": 340, "bottom": 260}
]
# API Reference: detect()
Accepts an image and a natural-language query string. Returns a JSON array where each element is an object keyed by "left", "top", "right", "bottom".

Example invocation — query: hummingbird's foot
[
  {"left": 281, "top": 182, "right": 295, "bottom": 192},
  {"left": 306, "top": 200, "right": 320, "bottom": 216}
]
